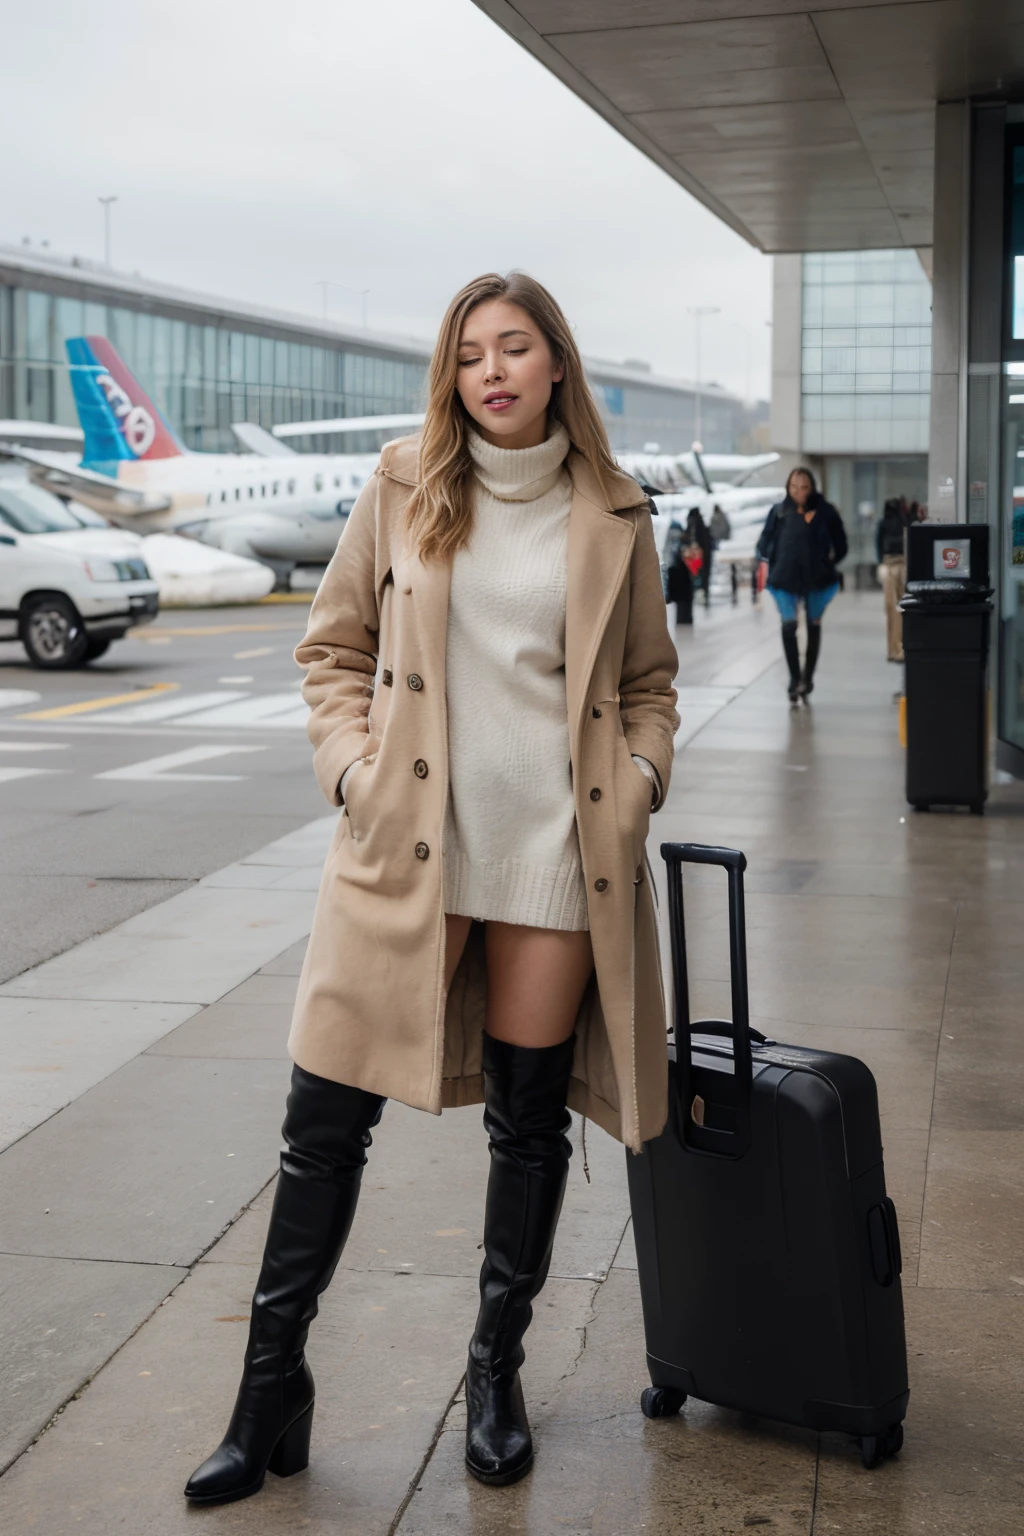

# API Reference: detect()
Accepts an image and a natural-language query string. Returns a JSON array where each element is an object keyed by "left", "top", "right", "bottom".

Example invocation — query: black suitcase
[{"left": 626, "top": 843, "right": 909, "bottom": 1468}]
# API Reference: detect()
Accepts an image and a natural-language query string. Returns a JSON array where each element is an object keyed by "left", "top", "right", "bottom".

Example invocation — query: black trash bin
[{"left": 899, "top": 523, "right": 993, "bottom": 814}]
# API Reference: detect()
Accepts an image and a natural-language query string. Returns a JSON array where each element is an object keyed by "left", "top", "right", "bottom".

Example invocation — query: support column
[{"left": 928, "top": 101, "right": 969, "bottom": 520}]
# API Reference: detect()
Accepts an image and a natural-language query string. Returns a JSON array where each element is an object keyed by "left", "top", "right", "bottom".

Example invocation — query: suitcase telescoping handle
[{"left": 660, "top": 842, "right": 753, "bottom": 1158}]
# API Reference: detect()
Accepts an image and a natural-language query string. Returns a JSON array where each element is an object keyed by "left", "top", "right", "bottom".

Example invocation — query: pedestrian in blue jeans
[{"left": 756, "top": 468, "right": 848, "bottom": 703}]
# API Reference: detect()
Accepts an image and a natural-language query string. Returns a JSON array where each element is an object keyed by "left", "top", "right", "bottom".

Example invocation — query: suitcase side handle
[{"left": 660, "top": 842, "right": 754, "bottom": 1158}]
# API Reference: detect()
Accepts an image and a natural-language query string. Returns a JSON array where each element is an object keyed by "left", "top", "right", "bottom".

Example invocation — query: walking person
[
  {"left": 876, "top": 497, "right": 911, "bottom": 663},
  {"left": 686, "top": 506, "right": 713, "bottom": 607},
  {"left": 184, "top": 271, "right": 679, "bottom": 1507},
  {"left": 665, "top": 517, "right": 695, "bottom": 625},
  {"left": 756, "top": 467, "right": 847, "bottom": 703}
]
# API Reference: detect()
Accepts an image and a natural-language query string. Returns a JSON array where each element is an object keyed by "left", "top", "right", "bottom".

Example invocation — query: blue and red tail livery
[{"left": 66, "top": 336, "right": 185, "bottom": 469}]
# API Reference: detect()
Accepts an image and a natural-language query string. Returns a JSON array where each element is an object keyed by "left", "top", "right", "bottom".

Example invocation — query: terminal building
[
  {"left": 0, "top": 247, "right": 762, "bottom": 459},
  {"left": 470, "top": 2, "right": 1024, "bottom": 773},
  {"left": 771, "top": 247, "right": 934, "bottom": 585}
]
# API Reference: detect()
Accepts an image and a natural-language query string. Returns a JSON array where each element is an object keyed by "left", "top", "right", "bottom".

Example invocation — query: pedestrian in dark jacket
[
  {"left": 686, "top": 507, "right": 714, "bottom": 608},
  {"left": 665, "top": 519, "right": 694, "bottom": 625},
  {"left": 756, "top": 467, "right": 848, "bottom": 702}
]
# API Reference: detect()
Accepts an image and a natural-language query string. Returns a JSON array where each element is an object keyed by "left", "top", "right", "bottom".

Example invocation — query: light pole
[
  {"left": 98, "top": 196, "right": 117, "bottom": 266},
  {"left": 316, "top": 281, "right": 371, "bottom": 329},
  {"left": 687, "top": 304, "right": 720, "bottom": 446}
]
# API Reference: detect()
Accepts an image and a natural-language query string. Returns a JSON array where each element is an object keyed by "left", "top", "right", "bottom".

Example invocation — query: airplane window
[
  {"left": 314, "top": 474, "right": 324, "bottom": 493},
  {"left": 272, "top": 482, "right": 279, "bottom": 496},
  {"left": 248, "top": 486, "right": 254, "bottom": 499},
  {"left": 260, "top": 484, "right": 266, "bottom": 497},
  {"left": 234, "top": 487, "right": 240, "bottom": 501},
  {"left": 287, "top": 478, "right": 296, "bottom": 495},
  {"left": 334, "top": 476, "right": 341, "bottom": 488},
  {"left": 220, "top": 490, "right": 227, "bottom": 503}
]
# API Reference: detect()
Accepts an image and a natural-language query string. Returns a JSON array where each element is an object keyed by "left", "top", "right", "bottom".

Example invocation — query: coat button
[
  {"left": 414, "top": 759, "right": 428, "bottom": 779},
  {"left": 594, "top": 877, "right": 609, "bottom": 892},
  {"left": 592, "top": 706, "right": 602, "bottom": 718},
  {"left": 408, "top": 673, "right": 423, "bottom": 691},
  {"left": 415, "top": 841, "right": 430, "bottom": 860},
  {"left": 590, "top": 787, "right": 601, "bottom": 801}
]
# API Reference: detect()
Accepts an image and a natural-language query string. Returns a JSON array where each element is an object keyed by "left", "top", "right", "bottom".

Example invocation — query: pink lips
[{"left": 483, "top": 393, "right": 517, "bottom": 411}]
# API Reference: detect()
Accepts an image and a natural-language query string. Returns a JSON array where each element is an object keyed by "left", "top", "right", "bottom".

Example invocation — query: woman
[
  {"left": 687, "top": 506, "right": 713, "bottom": 607},
  {"left": 185, "top": 272, "right": 679, "bottom": 1506},
  {"left": 756, "top": 467, "right": 847, "bottom": 702},
  {"left": 876, "top": 496, "right": 920, "bottom": 664},
  {"left": 664, "top": 516, "right": 694, "bottom": 625}
]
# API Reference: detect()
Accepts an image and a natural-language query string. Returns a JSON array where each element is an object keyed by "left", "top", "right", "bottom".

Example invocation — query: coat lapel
[{"left": 565, "top": 459, "right": 641, "bottom": 758}]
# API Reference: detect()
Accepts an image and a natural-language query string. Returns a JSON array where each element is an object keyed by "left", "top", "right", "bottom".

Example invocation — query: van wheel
[
  {"left": 84, "top": 637, "right": 113, "bottom": 662},
  {"left": 21, "top": 595, "right": 89, "bottom": 669}
]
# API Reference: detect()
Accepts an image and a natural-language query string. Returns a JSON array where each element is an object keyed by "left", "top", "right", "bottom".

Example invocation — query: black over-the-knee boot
[
  {"left": 781, "top": 619, "right": 801, "bottom": 700},
  {"left": 184, "top": 1066, "right": 385, "bottom": 1506},
  {"left": 801, "top": 621, "right": 822, "bottom": 696},
  {"left": 465, "top": 1031, "right": 575, "bottom": 1486}
]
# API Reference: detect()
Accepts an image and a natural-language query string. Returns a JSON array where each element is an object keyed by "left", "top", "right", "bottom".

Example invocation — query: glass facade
[
  {"left": 800, "top": 250, "right": 932, "bottom": 455},
  {"left": 0, "top": 259, "right": 760, "bottom": 459},
  {"left": 998, "top": 134, "right": 1024, "bottom": 755},
  {"left": 0, "top": 283, "right": 429, "bottom": 454}
]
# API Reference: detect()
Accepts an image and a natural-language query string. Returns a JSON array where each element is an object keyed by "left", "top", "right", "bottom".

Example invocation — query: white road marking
[
  {"left": 219, "top": 675, "right": 254, "bottom": 684},
  {"left": 0, "top": 766, "right": 71, "bottom": 784},
  {"left": 0, "top": 690, "right": 42, "bottom": 712},
  {"left": 234, "top": 646, "right": 275, "bottom": 659},
  {"left": 178, "top": 694, "right": 307, "bottom": 727},
  {"left": 0, "top": 742, "right": 68, "bottom": 752},
  {"left": 89, "top": 691, "right": 248, "bottom": 724},
  {"left": 96, "top": 745, "right": 266, "bottom": 783}
]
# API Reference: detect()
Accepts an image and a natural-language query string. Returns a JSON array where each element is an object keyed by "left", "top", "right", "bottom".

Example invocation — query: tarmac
[{"left": 1, "top": 591, "right": 1022, "bottom": 1534}]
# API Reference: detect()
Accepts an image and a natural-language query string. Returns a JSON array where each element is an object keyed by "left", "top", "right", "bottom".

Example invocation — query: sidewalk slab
[
  {"left": 0, "top": 1253, "right": 180, "bottom": 1475},
  {"left": 398, "top": 1267, "right": 818, "bottom": 1536},
  {"left": 0, "top": 886, "right": 317, "bottom": 1004},
  {"left": 0, "top": 1054, "right": 289, "bottom": 1267},
  {"left": 0, "top": 998, "right": 200, "bottom": 1152}
]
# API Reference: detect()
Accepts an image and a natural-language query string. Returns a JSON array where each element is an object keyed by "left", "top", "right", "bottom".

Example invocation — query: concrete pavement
[{"left": 1, "top": 592, "right": 1023, "bottom": 1533}]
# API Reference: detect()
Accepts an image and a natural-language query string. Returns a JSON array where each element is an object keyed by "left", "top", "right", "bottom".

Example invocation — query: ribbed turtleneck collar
[{"left": 467, "top": 423, "right": 570, "bottom": 503}]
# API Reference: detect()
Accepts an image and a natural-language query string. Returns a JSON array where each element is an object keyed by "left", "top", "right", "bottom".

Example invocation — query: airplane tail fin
[{"left": 66, "top": 336, "right": 185, "bottom": 468}]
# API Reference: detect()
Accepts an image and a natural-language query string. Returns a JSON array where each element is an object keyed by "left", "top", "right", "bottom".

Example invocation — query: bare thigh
[{"left": 485, "top": 922, "right": 594, "bottom": 1048}]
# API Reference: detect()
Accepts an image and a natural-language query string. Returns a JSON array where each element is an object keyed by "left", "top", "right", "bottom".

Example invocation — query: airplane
[
  {"left": 618, "top": 444, "right": 784, "bottom": 570},
  {"left": 0, "top": 336, "right": 424, "bottom": 581}
]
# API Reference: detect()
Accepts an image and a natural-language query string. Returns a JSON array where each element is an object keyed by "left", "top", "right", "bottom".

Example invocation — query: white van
[{"left": 0, "top": 479, "right": 159, "bottom": 668}]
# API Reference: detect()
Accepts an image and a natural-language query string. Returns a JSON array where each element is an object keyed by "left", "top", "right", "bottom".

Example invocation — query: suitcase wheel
[
  {"left": 860, "top": 1422, "right": 903, "bottom": 1469},
  {"left": 641, "top": 1386, "right": 687, "bottom": 1419}
]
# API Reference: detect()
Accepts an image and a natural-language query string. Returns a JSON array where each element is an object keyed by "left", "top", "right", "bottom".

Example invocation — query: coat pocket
[{"left": 342, "top": 754, "right": 377, "bottom": 843}]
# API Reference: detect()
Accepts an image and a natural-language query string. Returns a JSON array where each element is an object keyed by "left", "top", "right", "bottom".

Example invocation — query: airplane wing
[
  {"left": 272, "top": 412, "right": 426, "bottom": 440},
  {"left": 231, "top": 422, "right": 298, "bottom": 457},
  {"left": 0, "top": 419, "right": 85, "bottom": 453},
  {"left": 0, "top": 443, "right": 171, "bottom": 514}
]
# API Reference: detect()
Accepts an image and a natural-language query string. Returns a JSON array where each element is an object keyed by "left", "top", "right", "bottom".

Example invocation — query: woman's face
[
  {"left": 789, "top": 472, "right": 813, "bottom": 507},
  {"left": 456, "top": 299, "right": 564, "bottom": 450}
]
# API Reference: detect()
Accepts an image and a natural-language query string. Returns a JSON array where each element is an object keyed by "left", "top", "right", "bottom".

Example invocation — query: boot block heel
[{"left": 267, "top": 1403, "right": 313, "bottom": 1478}]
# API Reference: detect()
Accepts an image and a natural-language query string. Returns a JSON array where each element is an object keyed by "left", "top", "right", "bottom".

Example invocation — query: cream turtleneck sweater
[{"left": 442, "top": 424, "right": 588, "bottom": 930}]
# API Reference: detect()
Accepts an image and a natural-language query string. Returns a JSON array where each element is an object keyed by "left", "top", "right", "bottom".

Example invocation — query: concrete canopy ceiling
[{"left": 471, "top": 1, "right": 1024, "bottom": 252}]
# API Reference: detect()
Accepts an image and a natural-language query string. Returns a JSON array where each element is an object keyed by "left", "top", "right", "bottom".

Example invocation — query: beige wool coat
[{"left": 288, "top": 436, "right": 680, "bottom": 1152}]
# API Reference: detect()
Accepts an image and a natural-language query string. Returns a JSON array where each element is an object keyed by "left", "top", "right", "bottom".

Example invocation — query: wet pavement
[{"left": 1, "top": 591, "right": 1022, "bottom": 1534}]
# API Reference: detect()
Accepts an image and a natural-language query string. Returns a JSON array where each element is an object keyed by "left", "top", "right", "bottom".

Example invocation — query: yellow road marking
[
  {"left": 259, "top": 592, "right": 315, "bottom": 604},
  {"left": 20, "top": 683, "right": 181, "bottom": 720}
]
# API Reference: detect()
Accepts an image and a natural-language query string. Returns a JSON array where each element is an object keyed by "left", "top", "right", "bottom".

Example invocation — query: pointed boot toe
[{"left": 464, "top": 1356, "right": 534, "bottom": 1486}]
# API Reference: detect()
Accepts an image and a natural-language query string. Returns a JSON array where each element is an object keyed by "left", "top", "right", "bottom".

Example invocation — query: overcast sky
[{"left": 2, "top": 0, "right": 772, "bottom": 400}]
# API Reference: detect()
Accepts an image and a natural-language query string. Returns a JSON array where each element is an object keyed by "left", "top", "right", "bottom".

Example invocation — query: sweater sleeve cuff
[{"left": 632, "top": 754, "right": 663, "bottom": 810}]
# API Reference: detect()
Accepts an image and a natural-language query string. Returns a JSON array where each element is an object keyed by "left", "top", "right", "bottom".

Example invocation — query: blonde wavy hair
[{"left": 407, "top": 272, "right": 623, "bottom": 561}]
